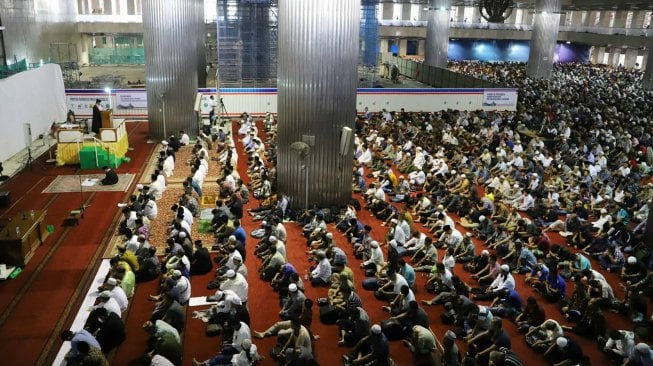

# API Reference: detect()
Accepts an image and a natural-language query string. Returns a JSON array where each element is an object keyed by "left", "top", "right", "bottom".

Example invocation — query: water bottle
[{"left": 15, "top": 226, "right": 20, "bottom": 236}]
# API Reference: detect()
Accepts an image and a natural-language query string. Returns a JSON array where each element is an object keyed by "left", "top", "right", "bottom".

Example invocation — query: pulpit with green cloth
[{"left": 55, "top": 119, "right": 130, "bottom": 168}]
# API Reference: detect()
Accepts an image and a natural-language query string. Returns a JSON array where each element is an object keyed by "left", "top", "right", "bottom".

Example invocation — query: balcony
[
  {"left": 76, "top": 14, "right": 142, "bottom": 23},
  {"left": 378, "top": 19, "right": 652, "bottom": 37}
]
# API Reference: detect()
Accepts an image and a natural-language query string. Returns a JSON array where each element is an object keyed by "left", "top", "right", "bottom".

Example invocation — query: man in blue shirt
[
  {"left": 488, "top": 288, "right": 523, "bottom": 319},
  {"left": 534, "top": 268, "right": 567, "bottom": 302},
  {"left": 61, "top": 329, "right": 101, "bottom": 361},
  {"left": 232, "top": 219, "right": 246, "bottom": 247},
  {"left": 398, "top": 258, "right": 416, "bottom": 289}
]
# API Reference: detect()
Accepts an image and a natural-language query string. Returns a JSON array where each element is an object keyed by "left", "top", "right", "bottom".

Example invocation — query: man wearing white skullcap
[
  {"left": 545, "top": 336, "right": 583, "bottom": 365},
  {"left": 220, "top": 269, "right": 249, "bottom": 305},
  {"left": 344, "top": 323, "right": 389, "bottom": 365}
]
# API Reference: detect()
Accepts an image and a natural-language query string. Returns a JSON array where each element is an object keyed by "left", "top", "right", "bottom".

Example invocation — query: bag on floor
[
  {"left": 362, "top": 278, "right": 379, "bottom": 291},
  {"left": 380, "top": 318, "right": 405, "bottom": 341},
  {"left": 206, "top": 323, "right": 222, "bottom": 337},
  {"left": 319, "top": 304, "right": 339, "bottom": 325}
]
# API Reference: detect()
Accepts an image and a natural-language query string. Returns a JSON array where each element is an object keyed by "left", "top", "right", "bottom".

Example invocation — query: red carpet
[
  {"left": 0, "top": 122, "right": 155, "bottom": 365},
  {"left": 110, "top": 119, "right": 629, "bottom": 366},
  {"left": 0, "top": 117, "right": 636, "bottom": 366}
]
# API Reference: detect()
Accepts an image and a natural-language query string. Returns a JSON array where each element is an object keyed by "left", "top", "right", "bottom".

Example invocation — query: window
[
  {"left": 376, "top": 3, "right": 383, "bottom": 21},
  {"left": 406, "top": 39, "right": 418, "bottom": 55},
  {"left": 580, "top": 11, "right": 588, "bottom": 25},
  {"left": 618, "top": 53, "right": 625, "bottom": 66},
  {"left": 514, "top": 9, "right": 523, "bottom": 24},
  {"left": 635, "top": 55, "right": 643, "bottom": 69},
  {"left": 644, "top": 12, "right": 652, "bottom": 28},
  {"left": 393, "top": 4, "right": 402, "bottom": 20},
  {"left": 463, "top": 6, "right": 474, "bottom": 23},
  {"left": 625, "top": 11, "right": 633, "bottom": 28},
  {"left": 204, "top": 0, "right": 217, "bottom": 22},
  {"left": 410, "top": 4, "right": 420, "bottom": 21},
  {"left": 449, "top": 7, "right": 458, "bottom": 22},
  {"left": 593, "top": 11, "right": 601, "bottom": 26},
  {"left": 602, "top": 52, "right": 609, "bottom": 64}
]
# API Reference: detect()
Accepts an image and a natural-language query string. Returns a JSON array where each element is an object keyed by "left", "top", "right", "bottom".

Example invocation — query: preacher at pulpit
[
  {"left": 92, "top": 99, "right": 103, "bottom": 134},
  {"left": 100, "top": 166, "right": 119, "bottom": 185}
]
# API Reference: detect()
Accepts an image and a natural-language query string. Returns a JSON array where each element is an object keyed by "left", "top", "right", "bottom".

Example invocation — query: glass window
[
  {"left": 463, "top": 6, "right": 474, "bottom": 23},
  {"left": 625, "top": 11, "right": 633, "bottom": 28},
  {"left": 410, "top": 4, "right": 420, "bottom": 21},
  {"left": 406, "top": 39, "right": 418, "bottom": 55},
  {"left": 393, "top": 4, "right": 402, "bottom": 20},
  {"left": 644, "top": 11, "right": 652, "bottom": 28}
]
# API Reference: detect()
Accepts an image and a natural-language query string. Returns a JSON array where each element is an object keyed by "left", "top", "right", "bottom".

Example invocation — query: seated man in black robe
[{"left": 100, "top": 166, "right": 119, "bottom": 185}]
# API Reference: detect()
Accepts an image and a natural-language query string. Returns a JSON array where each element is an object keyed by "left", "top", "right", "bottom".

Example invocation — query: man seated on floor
[
  {"left": 343, "top": 324, "right": 390, "bottom": 366},
  {"left": 100, "top": 166, "right": 119, "bottom": 185}
]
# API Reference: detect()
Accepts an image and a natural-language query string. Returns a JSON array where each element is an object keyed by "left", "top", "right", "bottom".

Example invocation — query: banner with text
[
  {"left": 482, "top": 89, "right": 518, "bottom": 108},
  {"left": 66, "top": 94, "right": 111, "bottom": 116},
  {"left": 116, "top": 90, "right": 147, "bottom": 109}
]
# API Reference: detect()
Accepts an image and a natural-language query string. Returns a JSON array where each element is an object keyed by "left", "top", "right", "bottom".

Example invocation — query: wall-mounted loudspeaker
[{"left": 340, "top": 127, "right": 353, "bottom": 156}]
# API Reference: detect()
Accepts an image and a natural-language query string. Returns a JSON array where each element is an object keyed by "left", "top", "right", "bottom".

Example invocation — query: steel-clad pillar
[
  {"left": 424, "top": 0, "right": 451, "bottom": 69},
  {"left": 526, "top": 0, "right": 561, "bottom": 78},
  {"left": 277, "top": 0, "right": 359, "bottom": 209},
  {"left": 143, "top": 0, "right": 203, "bottom": 140}
]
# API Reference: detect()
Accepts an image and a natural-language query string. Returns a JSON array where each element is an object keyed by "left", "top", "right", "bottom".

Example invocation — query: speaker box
[{"left": 0, "top": 191, "right": 10, "bottom": 208}]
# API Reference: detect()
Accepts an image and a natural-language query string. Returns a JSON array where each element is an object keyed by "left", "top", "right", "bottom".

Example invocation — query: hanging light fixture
[{"left": 479, "top": 0, "right": 514, "bottom": 23}]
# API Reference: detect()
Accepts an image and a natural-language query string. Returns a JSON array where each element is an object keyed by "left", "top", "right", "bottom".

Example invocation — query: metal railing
[
  {"left": 74, "top": 136, "right": 118, "bottom": 169},
  {"left": 378, "top": 19, "right": 653, "bottom": 37},
  {"left": 385, "top": 56, "right": 503, "bottom": 88}
]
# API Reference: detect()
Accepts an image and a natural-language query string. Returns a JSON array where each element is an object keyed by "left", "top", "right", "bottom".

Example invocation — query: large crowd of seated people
[{"left": 58, "top": 60, "right": 653, "bottom": 366}]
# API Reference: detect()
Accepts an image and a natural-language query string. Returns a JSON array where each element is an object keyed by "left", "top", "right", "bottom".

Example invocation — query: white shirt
[
  {"left": 363, "top": 246, "right": 385, "bottom": 267},
  {"left": 149, "top": 180, "right": 165, "bottom": 200},
  {"left": 222, "top": 273, "right": 249, "bottom": 303},
  {"left": 312, "top": 258, "right": 332, "bottom": 282},
  {"left": 490, "top": 272, "right": 515, "bottom": 292},
  {"left": 110, "top": 286, "right": 129, "bottom": 312},
  {"left": 180, "top": 133, "right": 190, "bottom": 145},
  {"left": 175, "top": 276, "right": 192, "bottom": 304},
  {"left": 163, "top": 156, "right": 175, "bottom": 177},
  {"left": 95, "top": 297, "right": 121, "bottom": 317},
  {"left": 143, "top": 200, "right": 158, "bottom": 220},
  {"left": 231, "top": 322, "right": 251, "bottom": 352}
]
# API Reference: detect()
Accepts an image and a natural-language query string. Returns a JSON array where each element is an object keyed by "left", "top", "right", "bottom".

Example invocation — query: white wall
[
  {"left": 0, "top": 64, "right": 67, "bottom": 162},
  {"left": 66, "top": 88, "right": 519, "bottom": 121}
]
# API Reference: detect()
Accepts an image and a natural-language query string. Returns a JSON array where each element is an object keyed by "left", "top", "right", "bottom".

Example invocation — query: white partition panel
[{"left": 0, "top": 64, "right": 67, "bottom": 162}]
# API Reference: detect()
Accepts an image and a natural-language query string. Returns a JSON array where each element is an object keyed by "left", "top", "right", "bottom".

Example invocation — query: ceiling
[{"left": 378, "top": 0, "right": 653, "bottom": 11}]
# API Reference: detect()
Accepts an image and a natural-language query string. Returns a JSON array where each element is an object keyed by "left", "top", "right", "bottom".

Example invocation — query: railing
[
  {"left": 559, "top": 25, "right": 651, "bottom": 37},
  {"left": 0, "top": 59, "right": 28, "bottom": 79},
  {"left": 89, "top": 48, "right": 145, "bottom": 65},
  {"left": 378, "top": 19, "right": 653, "bottom": 37},
  {"left": 75, "top": 136, "right": 118, "bottom": 169},
  {"left": 76, "top": 14, "right": 142, "bottom": 23},
  {"left": 385, "top": 56, "right": 503, "bottom": 88}
]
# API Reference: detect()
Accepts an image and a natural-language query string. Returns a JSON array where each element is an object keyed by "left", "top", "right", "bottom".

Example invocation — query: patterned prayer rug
[{"left": 42, "top": 173, "right": 135, "bottom": 193}]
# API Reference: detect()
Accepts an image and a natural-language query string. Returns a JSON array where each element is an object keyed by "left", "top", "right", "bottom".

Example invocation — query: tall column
[
  {"left": 643, "top": 32, "right": 653, "bottom": 89},
  {"left": 424, "top": 0, "right": 450, "bottom": 69},
  {"left": 277, "top": 0, "right": 359, "bottom": 209},
  {"left": 196, "top": 2, "right": 206, "bottom": 88},
  {"left": 526, "top": 0, "right": 561, "bottom": 79},
  {"left": 142, "top": 0, "right": 203, "bottom": 140}
]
